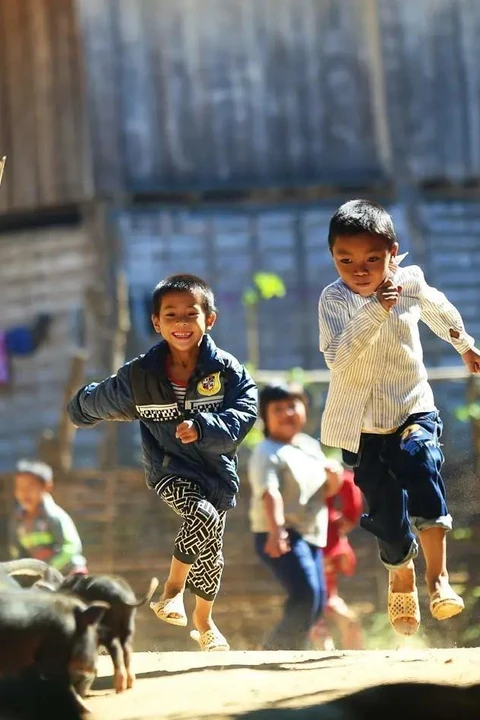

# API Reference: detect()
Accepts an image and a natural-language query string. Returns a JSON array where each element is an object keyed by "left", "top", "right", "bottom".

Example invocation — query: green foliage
[
  {"left": 451, "top": 527, "right": 473, "bottom": 541},
  {"left": 455, "top": 402, "right": 480, "bottom": 422},
  {"left": 242, "top": 272, "right": 286, "bottom": 307},
  {"left": 361, "top": 611, "right": 428, "bottom": 650},
  {"left": 286, "top": 367, "right": 309, "bottom": 386},
  {"left": 241, "top": 424, "right": 264, "bottom": 450}
]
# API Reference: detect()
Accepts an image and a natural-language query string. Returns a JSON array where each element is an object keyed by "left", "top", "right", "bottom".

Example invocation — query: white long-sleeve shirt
[{"left": 318, "top": 264, "right": 475, "bottom": 453}]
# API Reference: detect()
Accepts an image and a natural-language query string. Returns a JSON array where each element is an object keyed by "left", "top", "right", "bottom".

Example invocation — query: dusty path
[{"left": 88, "top": 648, "right": 480, "bottom": 720}]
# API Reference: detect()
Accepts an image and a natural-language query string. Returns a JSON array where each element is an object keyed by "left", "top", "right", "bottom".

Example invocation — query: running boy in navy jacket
[{"left": 68, "top": 274, "right": 257, "bottom": 651}]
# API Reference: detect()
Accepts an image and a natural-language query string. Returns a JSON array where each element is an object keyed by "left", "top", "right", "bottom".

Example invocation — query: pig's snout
[{"left": 69, "top": 660, "right": 97, "bottom": 698}]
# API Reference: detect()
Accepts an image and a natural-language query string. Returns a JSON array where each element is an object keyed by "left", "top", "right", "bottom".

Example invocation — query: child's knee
[
  {"left": 411, "top": 515, "right": 452, "bottom": 534},
  {"left": 195, "top": 499, "right": 221, "bottom": 527}
]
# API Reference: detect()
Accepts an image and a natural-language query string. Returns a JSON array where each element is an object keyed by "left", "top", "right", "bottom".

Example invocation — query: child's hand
[
  {"left": 376, "top": 280, "right": 402, "bottom": 311},
  {"left": 462, "top": 347, "right": 480, "bottom": 373},
  {"left": 175, "top": 420, "right": 199, "bottom": 444},
  {"left": 324, "top": 460, "right": 344, "bottom": 498},
  {"left": 264, "top": 528, "right": 290, "bottom": 558}
]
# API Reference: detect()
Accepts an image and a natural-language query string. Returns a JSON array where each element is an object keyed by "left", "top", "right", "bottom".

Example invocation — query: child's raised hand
[
  {"left": 376, "top": 279, "right": 402, "bottom": 311},
  {"left": 175, "top": 420, "right": 199, "bottom": 444},
  {"left": 462, "top": 347, "right": 480, "bottom": 374}
]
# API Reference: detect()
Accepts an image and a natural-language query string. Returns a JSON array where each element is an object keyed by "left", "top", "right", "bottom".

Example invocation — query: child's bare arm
[{"left": 319, "top": 287, "right": 391, "bottom": 372}]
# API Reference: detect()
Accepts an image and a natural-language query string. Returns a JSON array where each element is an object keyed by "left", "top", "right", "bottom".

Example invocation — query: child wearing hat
[{"left": 9, "top": 459, "right": 87, "bottom": 575}]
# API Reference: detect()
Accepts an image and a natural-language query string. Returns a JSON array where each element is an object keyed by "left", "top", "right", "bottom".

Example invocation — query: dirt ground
[{"left": 88, "top": 647, "right": 480, "bottom": 720}]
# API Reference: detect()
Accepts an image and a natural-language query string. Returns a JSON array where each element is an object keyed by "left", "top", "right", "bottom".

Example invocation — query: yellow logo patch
[
  {"left": 401, "top": 423, "right": 421, "bottom": 441},
  {"left": 197, "top": 372, "right": 221, "bottom": 397}
]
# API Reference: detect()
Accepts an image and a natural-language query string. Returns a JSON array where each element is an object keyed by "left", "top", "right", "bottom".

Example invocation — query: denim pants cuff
[
  {"left": 410, "top": 514, "right": 453, "bottom": 533},
  {"left": 379, "top": 537, "right": 419, "bottom": 571}
]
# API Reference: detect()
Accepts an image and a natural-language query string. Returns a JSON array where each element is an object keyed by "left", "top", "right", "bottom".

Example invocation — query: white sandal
[
  {"left": 150, "top": 593, "right": 187, "bottom": 627},
  {"left": 190, "top": 628, "right": 230, "bottom": 651},
  {"left": 430, "top": 589, "right": 464, "bottom": 621}
]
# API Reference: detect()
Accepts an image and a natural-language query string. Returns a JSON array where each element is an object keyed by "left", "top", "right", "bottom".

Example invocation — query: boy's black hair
[
  {"left": 259, "top": 382, "right": 308, "bottom": 437},
  {"left": 151, "top": 274, "right": 217, "bottom": 316},
  {"left": 328, "top": 199, "right": 397, "bottom": 251}
]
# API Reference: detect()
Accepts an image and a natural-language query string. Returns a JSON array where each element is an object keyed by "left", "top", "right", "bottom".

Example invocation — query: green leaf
[
  {"left": 455, "top": 402, "right": 480, "bottom": 422},
  {"left": 452, "top": 527, "right": 473, "bottom": 541},
  {"left": 287, "top": 367, "right": 307, "bottom": 384},
  {"left": 242, "top": 424, "right": 264, "bottom": 449},
  {"left": 253, "top": 272, "right": 286, "bottom": 300},
  {"left": 242, "top": 287, "right": 259, "bottom": 307}
]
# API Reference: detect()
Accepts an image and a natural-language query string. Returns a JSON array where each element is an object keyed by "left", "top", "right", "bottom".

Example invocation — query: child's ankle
[
  {"left": 163, "top": 581, "right": 185, "bottom": 598},
  {"left": 426, "top": 572, "right": 449, "bottom": 594},
  {"left": 192, "top": 610, "right": 215, "bottom": 633}
]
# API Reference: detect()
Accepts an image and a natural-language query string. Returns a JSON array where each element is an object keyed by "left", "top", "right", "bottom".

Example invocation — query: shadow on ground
[
  {"left": 91, "top": 655, "right": 347, "bottom": 692},
  {"left": 231, "top": 682, "right": 480, "bottom": 720}
]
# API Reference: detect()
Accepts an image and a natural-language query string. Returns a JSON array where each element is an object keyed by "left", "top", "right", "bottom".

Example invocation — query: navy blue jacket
[{"left": 67, "top": 335, "right": 258, "bottom": 510}]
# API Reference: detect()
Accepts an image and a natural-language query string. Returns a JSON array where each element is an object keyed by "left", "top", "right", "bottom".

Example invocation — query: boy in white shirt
[{"left": 318, "top": 199, "right": 480, "bottom": 636}]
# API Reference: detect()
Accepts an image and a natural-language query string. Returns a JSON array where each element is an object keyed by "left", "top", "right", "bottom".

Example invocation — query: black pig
[{"left": 59, "top": 574, "right": 158, "bottom": 693}]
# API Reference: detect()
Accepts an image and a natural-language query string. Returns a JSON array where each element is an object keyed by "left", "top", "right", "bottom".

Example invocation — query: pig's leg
[
  {"left": 105, "top": 638, "right": 127, "bottom": 693},
  {"left": 122, "top": 637, "right": 135, "bottom": 689}
]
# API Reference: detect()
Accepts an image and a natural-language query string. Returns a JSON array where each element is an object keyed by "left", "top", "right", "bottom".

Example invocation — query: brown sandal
[{"left": 388, "top": 577, "right": 421, "bottom": 636}]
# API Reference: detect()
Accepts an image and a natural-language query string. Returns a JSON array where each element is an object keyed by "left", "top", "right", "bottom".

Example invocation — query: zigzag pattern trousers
[{"left": 158, "top": 477, "right": 227, "bottom": 601}]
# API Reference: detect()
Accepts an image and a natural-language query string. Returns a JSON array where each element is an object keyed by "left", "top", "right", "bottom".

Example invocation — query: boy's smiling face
[
  {"left": 152, "top": 290, "right": 216, "bottom": 353},
  {"left": 331, "top": 233, "right": 398, "bottom": 297},
  {"left": 14, "top": 473, "right": 48, "bottom": 515}
]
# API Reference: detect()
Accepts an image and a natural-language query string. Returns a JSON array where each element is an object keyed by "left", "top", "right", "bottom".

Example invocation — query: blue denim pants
[
  {"left": 254, "top": 529, "right": 326, "bottom": 650},
  {"left": 343, "top": 411, "right": 452, "bottom": 570}
]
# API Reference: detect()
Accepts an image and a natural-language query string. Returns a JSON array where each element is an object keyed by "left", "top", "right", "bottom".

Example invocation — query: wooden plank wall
[
  {"left": 0, "top": 223, "right": 104, "bottom": 471},
  {"left": 77, "top": 0, "right": 383, "bottom": 194},
  {"left": 0, "top": 0, "right": 92, "bottom": 214},
  {"left": 76, "top": 0, "right": 480, "bottom": 194},
  {"left": 379, "top": 0, "right": 480, "bottom": 183}
]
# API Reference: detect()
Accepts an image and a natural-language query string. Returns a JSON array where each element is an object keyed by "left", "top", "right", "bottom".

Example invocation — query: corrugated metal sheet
[
  {"left": 418, "top": 199, "right": 480, "bottom": 359},
  {"left": 0, "top": 225, "right": 102, "bottom": 471},
  {"left": 117, "top": 198, "right": 479, "bottom": 465},
  {"left": 413, "top": 198, "right": 480, "bottom": 460},
  {"left": 78, "top": 0, "right": 382, "bottom": 193},
  {"left": 117, "top": 200, "right": 410, "bottom": 371}
]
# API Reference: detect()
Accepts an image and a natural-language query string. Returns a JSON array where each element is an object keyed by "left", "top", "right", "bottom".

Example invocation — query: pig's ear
[{"left": 75, "top": 601, "right": 109, "bottom": 630}]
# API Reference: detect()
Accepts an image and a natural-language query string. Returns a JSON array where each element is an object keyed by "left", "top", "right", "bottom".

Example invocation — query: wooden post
[
  {"left": 82, "top": 200, "right": 130, "bottom": 472},
  {"left": 245, "top": 302, "right": 260, "bottom": 370},
  {"left": 0, "top": 156, "right": 6, "bottom": 187},
  {"left": 38, "top": 349, "right": 88, "bottom": 473},
  {"left": 57, "top": 350, "right": 89, "bottom": 472},
  {"left": 466, "top": 375, "right": 480, "bottom": 480}
]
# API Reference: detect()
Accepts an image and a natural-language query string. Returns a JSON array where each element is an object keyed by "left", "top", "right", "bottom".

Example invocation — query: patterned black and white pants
[{"left": 157, "top": 477, "right": 227, "bottom": 601}]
